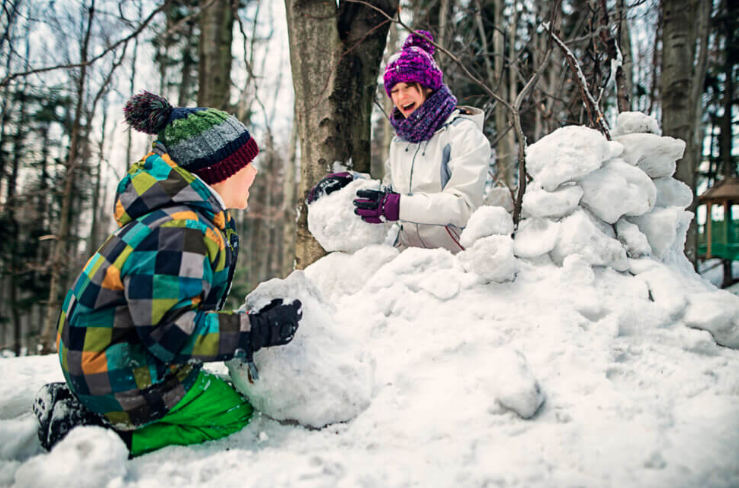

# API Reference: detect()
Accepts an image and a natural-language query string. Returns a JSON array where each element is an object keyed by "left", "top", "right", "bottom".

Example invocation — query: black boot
[{"left": 33, "top": 382, "right": 107, "bottom": 451}]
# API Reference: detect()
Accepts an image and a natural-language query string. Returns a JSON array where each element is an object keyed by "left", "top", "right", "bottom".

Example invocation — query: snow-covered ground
[{"left": 1, "top": 114, "right": 738, "bottom": 487}]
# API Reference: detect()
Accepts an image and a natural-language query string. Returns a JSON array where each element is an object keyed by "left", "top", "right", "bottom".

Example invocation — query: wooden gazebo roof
[{"left": 699, "top": 177, "right": 739, "bottom": 204}]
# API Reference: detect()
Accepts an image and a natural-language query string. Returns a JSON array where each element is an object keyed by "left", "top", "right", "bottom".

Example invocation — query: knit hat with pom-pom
[
  {"left": 123, "top": 91, "right": 259, "bottom": 185},
  {"left": 383, "top": 30, "right": 443, "bottom": 96}
]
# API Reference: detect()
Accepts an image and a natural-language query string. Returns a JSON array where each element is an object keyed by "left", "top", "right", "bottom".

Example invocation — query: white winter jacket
[{"left": 384, "top": 106, "right": 491, "bottom": 253}]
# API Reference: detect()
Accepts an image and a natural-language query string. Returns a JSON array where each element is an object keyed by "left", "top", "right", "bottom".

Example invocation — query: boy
[{"left": 33, "top": 92, "right": 302, "bottom": 457}]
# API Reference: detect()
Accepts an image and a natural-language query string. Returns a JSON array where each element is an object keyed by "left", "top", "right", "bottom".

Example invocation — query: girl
[{"left": 314, "top": 31, "right": 491, "bottom": 253}]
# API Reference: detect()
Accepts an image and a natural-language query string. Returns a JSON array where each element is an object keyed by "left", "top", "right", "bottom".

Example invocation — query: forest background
[{"left": 0, "top": 0, "right": 734, "bottom": 357}]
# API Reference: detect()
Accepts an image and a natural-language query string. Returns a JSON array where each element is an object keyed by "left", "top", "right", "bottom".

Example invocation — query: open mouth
[{"left": 402, "top": 102, "right": 416, "bottom": 113}]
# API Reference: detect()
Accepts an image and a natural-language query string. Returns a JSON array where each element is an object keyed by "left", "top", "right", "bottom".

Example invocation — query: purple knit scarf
[{"left": 390, "top": 84, "right": 458, "bottom": 143}]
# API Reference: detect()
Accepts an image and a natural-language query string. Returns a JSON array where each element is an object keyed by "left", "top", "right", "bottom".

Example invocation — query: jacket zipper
[{"left": 407, "top": 144, "right": 423, "bottom": 246}]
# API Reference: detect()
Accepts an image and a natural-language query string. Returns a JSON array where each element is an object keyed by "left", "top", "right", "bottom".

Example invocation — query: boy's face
[{"left": 212, "top": 163, "right": 258, "bottom": 210}]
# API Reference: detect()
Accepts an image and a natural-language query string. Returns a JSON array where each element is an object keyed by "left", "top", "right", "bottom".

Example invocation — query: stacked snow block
[{"left": 514, "top": 112, "right": 691, "bottom": 269}]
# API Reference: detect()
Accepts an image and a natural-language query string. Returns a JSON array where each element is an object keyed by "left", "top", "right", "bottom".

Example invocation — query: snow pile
[
  {"left": 227, "top": 271, "right": 374, "bottom": 428},
  {"left": 307, "top": 178, "right": 388, "bottom": 253}
]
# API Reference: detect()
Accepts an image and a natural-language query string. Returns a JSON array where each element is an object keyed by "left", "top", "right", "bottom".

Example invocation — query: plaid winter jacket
[{"left": 57, "top": 143, "right": 252, "bottom": 430}]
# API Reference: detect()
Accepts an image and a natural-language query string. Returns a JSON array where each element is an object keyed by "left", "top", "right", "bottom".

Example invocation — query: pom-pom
[
  {"left": 123, "top": 91, "right": 173, "bottom": 135},
  {"left": 404, "top": 30, "right": 435, "bottom": 55}
]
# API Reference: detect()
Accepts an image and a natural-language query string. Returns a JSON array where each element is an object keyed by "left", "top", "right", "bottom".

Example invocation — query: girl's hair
[{"left": 406, "top": 82, "right": 434, "bottom": 99}]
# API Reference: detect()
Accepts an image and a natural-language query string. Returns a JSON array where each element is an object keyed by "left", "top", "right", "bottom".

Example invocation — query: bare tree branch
[
  {"left": 1, "top": 0, "right": 172, "bottom": 87},
  {"left": 546, "top": 25, "right": 611, "bottom": 139}
]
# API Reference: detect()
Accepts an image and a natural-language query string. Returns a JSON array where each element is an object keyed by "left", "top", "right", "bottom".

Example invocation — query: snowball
[
  {"left": 684, "top": 291, "right": 739, "bottom": 348},
  {"left": 526, "top": 126, "right": 611, "bottom": 191},
  {"left": 522, "top": 184, "right": 583, "bottom": 219},
  {"left": 227, "top": 271, "right": 374, "bottom": 428},
  {"left": 653, "top": 177, "right": 694, "bottom": 209},
  {"left": 13, "top": 427, "right": 128, "bottom": 488},
  {"left": 611, "top": 112, "right": 662, "bottom": 137},
  {"left": 513, "top": 218, "right": 560, "bottom": 259},
  {"left": 579, "top": 160, "right": 656, "bottom": 223},
  {"left": 615, "top": 220, "right": 652, "bottom": 258},
  {"left": 308, "top": 178, "right": 388, "bottom": 253},
  {"left": 550, "top": 210, "right": 629, "bottom": 271},
  {"left": 304, "top": 244, "right": 399, "bottom": 302},
  {"left": 628, "top": 207, "right": 693, "bottom": 262},
  {"left": 607, "top": 140, "right": 625, "bottom": 159},
  {"left": 485, "top": 348, "right": 545, "bottom": 419},
  {"left": 484, "top": 186, "right": 514, "bottom": 212},
  {"left": 457, "top": 235, "right": 518, "bottom": 283},
  {"left": 616, "top": 133, "right": 686, "bottom": 178},
  {"left": 459, "top": 206, "right": 514, "bottom": 248}
]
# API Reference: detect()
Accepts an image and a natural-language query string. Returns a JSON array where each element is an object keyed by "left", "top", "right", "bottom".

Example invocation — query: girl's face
[
  {"left": 390, "top": 82, "right": 427, "bottom": 118},
  {"left": 212, "top": 163, "right": 258, "bottom": 210}
]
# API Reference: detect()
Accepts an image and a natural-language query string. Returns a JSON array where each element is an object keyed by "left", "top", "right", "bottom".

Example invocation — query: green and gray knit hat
[{"left": 123, "top": 91, "right": 259, "bottom": 185}]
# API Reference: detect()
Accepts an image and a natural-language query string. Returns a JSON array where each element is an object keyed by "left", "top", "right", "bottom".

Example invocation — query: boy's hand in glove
[
  {"left": 353, "top": 188, "right": 400, "bottom": 224},
  {"left": 248, "top": 299, "right": 303, "bottom": 353},
  {"left": 307, "top": 172, "right": 353, "bottom": 204}
]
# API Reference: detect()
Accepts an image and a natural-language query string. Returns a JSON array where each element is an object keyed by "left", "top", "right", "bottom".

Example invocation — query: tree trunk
[
  {"left": 660, "top": 0, "right": 709, "bottom": 268},
  {"left": 493, "top": 0, "right": 512, "bottom": 187},
  {"left": 198, "top": 0, "right": 234, "bottom": 109},
  {"left": 285, "top": 0, "right": 397, "bottom": 269},
  {"left": 618, "top": 0, "right": 634, "bottom": 106},
  {"left": 379, "top": 22, "right": 398, "bottom": 179},
  {"left": 178, "top": 21, "right": 197, "bottom": 107},
  {"left": 88, "top": 105, "right": 107, "bottom": 256},
  {"left": 721, "top": 12, "right": 735, "bottom": 288},
  {"left": 39, "top": 1, "right": 95, "bottom": 353},
  {"left": 281, "top": 111, "right": 299, "bottom": 277}
]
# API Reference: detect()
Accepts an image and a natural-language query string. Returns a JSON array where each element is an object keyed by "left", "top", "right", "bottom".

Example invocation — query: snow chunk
[
  {"left": 579, "top": 160, "right": 656, "bottom": 223},
  {"left": 308, "top": 178, "right": 387, "bottom": 253},
  {"left": 628, "top": 207, "right": 693, "bottom": 262},
  {"left": 227, "top": 271, "right": 374, "bottom": 428},
  {"left": 616, "top": 133, "right": 686, "bottom": 178},
  {"left": 458, "top": 235, "right": 518, "bottom": 283},
  {"left": 615, "top": 220, "right": 652, "bottom": 258},
  {"left": 684, "top": 291, "right": 739, "bottom": 348},
  {"left": 527, "top": 126, "right": 611, "bottom": 191},
  {"left": 612, "top": 111, "right": 662, "bottom": 137},
  {"left": 550, "top": 210, "right": 628, "bottom": 271},
  {"left": 514, "top": 218, "right": 560, "bottom": 259},
  {"left": 459, "top": 206, "right": 513, "bottom": 248},
  {"left": 13, "top": 427, "right": 128, "bottom": 488},
  {"left": 304, "top": 244, "right": 399, "bottom": 302},
  {"left": 631, "top": 260, "right": 689, "bottom": 318},
  {"left": 367, "top": 247, "right": 456, "bottom": 293},
  {"left": 522, "top": 184, "right": 583, "bottom": 219},
  {"left": 486, "top": 348, "right": 545, "bottom": 419},
  {"left": 653, "top": 177, "right": 694, "bottom": 209}
]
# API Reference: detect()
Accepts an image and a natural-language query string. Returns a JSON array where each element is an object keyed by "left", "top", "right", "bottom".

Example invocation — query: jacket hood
[
  {"left": 114, "top": 143, "right": 228, "bottom": 229},
  {"left": 448, "top": 106, "right": 485, "bottom": 131}
]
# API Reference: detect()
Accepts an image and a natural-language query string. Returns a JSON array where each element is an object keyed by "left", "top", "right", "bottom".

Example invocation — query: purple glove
[
  {"left": 353, "top": 188, "right": 400, "bottom": 224},
  {"left": 307, "top": 172, "right": 353, "bottom": 204}
]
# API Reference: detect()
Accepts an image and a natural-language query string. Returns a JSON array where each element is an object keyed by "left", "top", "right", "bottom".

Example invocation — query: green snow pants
[{"left": 127, "top": 370, "right": 254, "bottom": 457}]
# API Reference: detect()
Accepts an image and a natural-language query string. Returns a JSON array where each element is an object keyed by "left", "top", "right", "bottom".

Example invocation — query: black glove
[
  {"left": 307, "top": 172, "right": 353, "bottom": 204},
  {"left": 248, "top": 299, "right": 302, "bottom": 353}
]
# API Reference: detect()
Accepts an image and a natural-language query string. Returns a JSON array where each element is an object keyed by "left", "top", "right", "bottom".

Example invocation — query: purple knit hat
[{"left": 383, "top": 30, "right": 443, "bottom": 96}]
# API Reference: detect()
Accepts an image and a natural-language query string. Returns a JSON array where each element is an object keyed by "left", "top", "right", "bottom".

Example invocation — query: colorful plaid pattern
[{"left": 56, "top": 143, "right": 251, "bottom": 430}]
